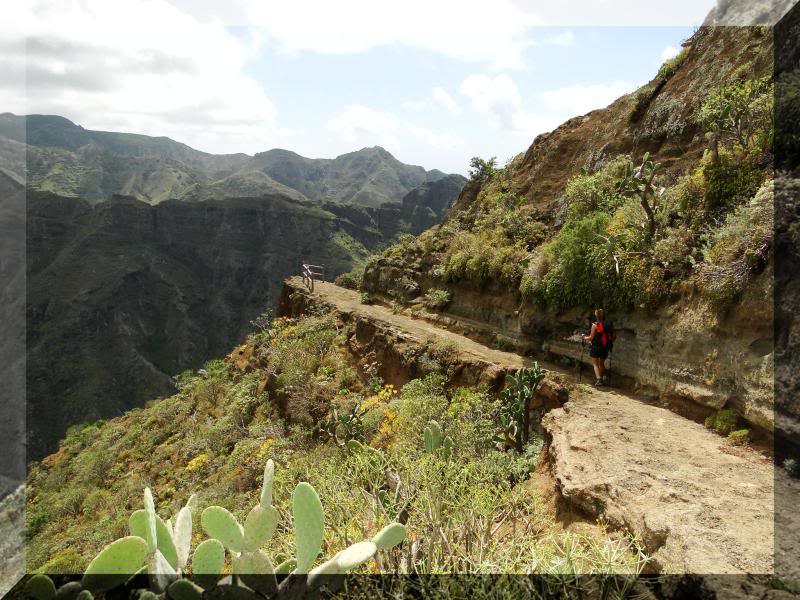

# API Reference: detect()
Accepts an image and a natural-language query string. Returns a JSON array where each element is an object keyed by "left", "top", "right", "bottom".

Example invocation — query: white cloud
[
  {"left": 431, "top": 87, "right": 462, "bottom": 114},
  {"left": 538, "top": 81, "right": 634, "bottom": 115},
  {"left": 246, "top": 0, "right": 540, "bottom": 69},
  {"left": 401, "top": 87, "right": 462, "bottom": 115},
  {"left": 327, "top": 104, "right": 465, "bottom": 152},
  {"left": 661, "top": 45, "right": 681, "bottom": 61},
  {"left": 460, "top": 73, "right": 635, "bottom": 141},
  {"left": 327, "top": 105, "right": 400, "bottom": 142},
  {"left": 459, "top": 74, "right": 533, "bottom": 131},
  {"left": 175, "top": 0, "right": 717, "bottom": 27},
  {"left": 0, "top": 0, "right": 275, "bottom": 154},
  {"left": 539, "top": 31, "right": 576, "bottom": 47}
]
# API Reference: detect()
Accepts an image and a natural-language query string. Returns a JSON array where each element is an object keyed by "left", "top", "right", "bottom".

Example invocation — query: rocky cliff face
[
  {"left": 362, "top": 25, "right": 780, "bottom": 438},
  {"left": 0, "top": 173, "right": 25, "bottom": 485},
  {"left": 26, "top": 190, "right": 391, "bottom": 458}
]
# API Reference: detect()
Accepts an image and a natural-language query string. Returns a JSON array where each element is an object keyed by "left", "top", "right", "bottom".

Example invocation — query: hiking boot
[{"left": 594, "top": 378, "right": 604, "bottom": 387}]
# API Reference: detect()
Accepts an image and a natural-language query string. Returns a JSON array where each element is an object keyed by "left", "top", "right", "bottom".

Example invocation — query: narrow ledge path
[{"left": 284, "top": 277, "right": 792, "bottom": 575}]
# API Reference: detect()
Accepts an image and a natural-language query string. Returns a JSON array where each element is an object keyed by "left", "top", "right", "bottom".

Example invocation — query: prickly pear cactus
[
  {"left": 46, "top": 457, "right": 408, "bottom": 599},
  {"left": 424, "top": 420, "right": 453, "bottom": 459},
  {"left": 292, "top": 482, "right": 325, "bottom": 573},
  {"left": 81, "top": 536, "right": 149, "bottom": 592},
  {"left": 243, "top": 504, "right": 278, "bottom": 552},
  {"left": 372, "top": 523, "right": 407, "bottom": 550},
  {"left": 129, "top": 509, "right": 178, "bottom": 569},
  {"left": 190, "top": 539, "right": 224, "bottom": 589},
  {"left": 423, "top": 420, "right": 443, "bottom": 452},
  {"left": 201, "top": 506, "right": 244, "bottom": 553},
  {"left": 24, "top": 574, "right": 56, "bottom": 600},
  {"left": 260, "top": 459, "right": 275, "bottom": 507},
  {"left": 167, "top": 579, "right": 203, "bottom": 600}
]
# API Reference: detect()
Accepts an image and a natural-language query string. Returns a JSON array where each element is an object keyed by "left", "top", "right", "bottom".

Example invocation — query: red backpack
[{"left": 596, "top": 321, "right": 616, "bottom": 350}]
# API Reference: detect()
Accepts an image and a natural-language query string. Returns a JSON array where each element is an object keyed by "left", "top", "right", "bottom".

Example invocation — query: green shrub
[
  {"left": 629, "top": 83, "right": 656, "bottom": 123},
  {"left": 701, "top": 152, "right": 764, "bottom": 213},
  {"left": 698, "top": 76, "right": 773, "bottom": 153},
  {"left": 423, "top": 288, "right": 452, "bottom": 310},
  {"left": 25, "top": 512, "right": 49, "bottom": 540},
  {"left": 360, "top": 292, "right": 372, "bottom": 304},
  {"left": 440, "top": 230, "right": 527, "bottom": 288},
  {"left": 468, "top": 156, "right": 497, "bottom": 182},
  {"left": 704, "top": 408, "right": 739, "bottom": 435},
  {"left": 564, "top": 157, "right": 628, "bottom": 224},
  {"left": 537, "top": 213, "right": 623, "bottom": 311},
  {"left": 698, "top": 181, "right": 773, "bottom": 307},
  {"left": 727, "top": 429, "right": 750, "bottom": 445},
  {"left": 656, "top": 47, "right": 689, "bottom": 80},
  {"left": 334, "top": 266, "right": 364, "bottom": 290}
]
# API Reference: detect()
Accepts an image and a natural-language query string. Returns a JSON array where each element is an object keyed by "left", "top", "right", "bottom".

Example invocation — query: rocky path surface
[
  {"left": 289, "top": 278, "right": 538, "bottom": 371},
  {"left": 285, "top": 278, "right": 795, "bottom": 577},
  {"left": 544, "top": 389, "right": 776, "bottom": 574}
]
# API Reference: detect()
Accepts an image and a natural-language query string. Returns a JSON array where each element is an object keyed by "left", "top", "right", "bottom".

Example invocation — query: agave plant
[{"left": 24, "top": 458, "right": 406, "bottom": 600}]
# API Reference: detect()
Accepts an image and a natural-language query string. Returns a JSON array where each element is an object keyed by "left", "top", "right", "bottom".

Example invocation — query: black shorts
[{"left": 589, "top": 346, "right": 608, "bottom": 359}]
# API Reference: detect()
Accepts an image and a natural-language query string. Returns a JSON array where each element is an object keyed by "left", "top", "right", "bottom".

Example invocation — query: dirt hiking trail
[{"left": 284, "top": 278, "right": 793, "bottom": 575}]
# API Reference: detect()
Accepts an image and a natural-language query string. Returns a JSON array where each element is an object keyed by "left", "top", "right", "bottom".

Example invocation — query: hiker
[{"left": 583, "top": 308, "right": 614, "bottom": 387}]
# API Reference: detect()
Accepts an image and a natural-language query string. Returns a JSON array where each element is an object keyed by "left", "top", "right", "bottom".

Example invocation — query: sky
[{"left": 0, "top": 1, "right": 715, "bottom": 174}]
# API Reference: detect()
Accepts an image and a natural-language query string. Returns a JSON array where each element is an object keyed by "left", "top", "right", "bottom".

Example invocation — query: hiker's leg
[
  {"left": 598, "top": 357, "right": 605, "bottom": 378},
  {"left": 592, "top": 358, "right": 602, "bottom": 380}
]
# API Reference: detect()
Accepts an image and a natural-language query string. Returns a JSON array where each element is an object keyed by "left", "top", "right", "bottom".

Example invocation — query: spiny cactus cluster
[
  {"left": 423, "top": 420, "right": 453, "bottom": 460},
  {"left": 24, "top": 458, "right": 406, "bottom": 600}
]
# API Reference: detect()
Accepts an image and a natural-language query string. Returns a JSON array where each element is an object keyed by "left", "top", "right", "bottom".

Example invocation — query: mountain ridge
[{"left": 0, "top": 113, "right": 461, "bottom": 207}]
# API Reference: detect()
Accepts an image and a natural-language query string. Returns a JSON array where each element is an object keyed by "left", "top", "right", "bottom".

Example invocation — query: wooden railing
[{"left": 301, "top": 262, "right": 324, "bottom": 292}]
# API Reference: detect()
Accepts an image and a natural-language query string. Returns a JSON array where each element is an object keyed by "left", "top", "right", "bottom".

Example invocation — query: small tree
[
  {"left": 468, "top": 156, "right": 497, "bottom": 182},
  {"left": 617, "top": 153, "right": 665, "bottom": 239},
  {"left": 698, "top": 77, "right": 773, "bottom": 154}
]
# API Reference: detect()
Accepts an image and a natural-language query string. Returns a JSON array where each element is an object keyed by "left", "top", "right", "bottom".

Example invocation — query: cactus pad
[
  {"left": 143, "top": 488, "right": 158, "bottom": 553},
  {"left": 192, "top": 539, "right": 225, "bottom": 575},
  {"left": 333, "top": 541, "right": 377, "bottom": 571},
  {"left": 292, "top": 482, "right": 324, "bottom": 573},
  {"left": 81, "top": 536, "right": 149, "bottom": 591},
  {"left": 173, "top": 505, "right": 193, "bottom": 569},
  {"left": 167, "top": 579, "right": 203, "bottom": 600},
  {"left": 233, "top": 549, "right": 275, "bottom": 575},
  {"left": 128, "top": 510, "right": 179, "bottom": 569},
  {"left": 243, "top": 505, "right": 278, "bottom": 551},
  {"left": 372, "top": 523, "right": 407, "bottom": 550},
  {"left": 24, "top": 575, "right": 56, "bottom": 600},
  {"left": 260, "top": 459, "right": 275, "bottom": 507},
  {"left": 201, "top": 506, "right": 244, "bottom": 553}
]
